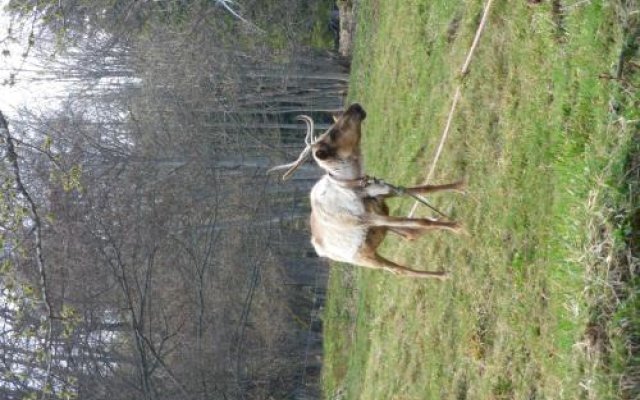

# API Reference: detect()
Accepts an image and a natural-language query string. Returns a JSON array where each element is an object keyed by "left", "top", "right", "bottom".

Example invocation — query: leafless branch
[
  {"left": 216, "top": 0, "right": 265, "bottom": 34},
  {"left": 0, "top": 110, "right": 55, "bottom": 399}
]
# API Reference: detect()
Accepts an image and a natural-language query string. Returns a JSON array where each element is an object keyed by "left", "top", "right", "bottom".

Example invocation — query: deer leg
[
  {"left": 377, "top": 180, "right": 466, "bottom": 199},
  {"left": 355, "top": 253, "right": 449, "bottom": 279},
  {"left": 389, "top": 227, "right": 424, "bottom": 241},
  {"left": 366, "top": 214, "right": 463, "bottom": 233},
  {"left": 404, "top": 180, "right": 466, "bottom": 195}
]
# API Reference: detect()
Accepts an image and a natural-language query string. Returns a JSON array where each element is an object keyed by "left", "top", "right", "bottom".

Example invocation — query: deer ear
[{"left": 332, "top": 112, "right": 343, "bottom": 123}]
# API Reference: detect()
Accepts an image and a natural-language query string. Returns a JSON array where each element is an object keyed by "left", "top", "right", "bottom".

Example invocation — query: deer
[{"left": 269, "top": 103, "right": 465, "bottom": 279}]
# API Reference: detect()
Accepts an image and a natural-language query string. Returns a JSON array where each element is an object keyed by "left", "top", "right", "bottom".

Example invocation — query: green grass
[{"left": 323, "top": 1, "right": 639, "bottom": 399}]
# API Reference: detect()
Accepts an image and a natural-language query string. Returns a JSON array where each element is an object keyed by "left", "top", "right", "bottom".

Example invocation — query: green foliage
[
  {"left": 307, "top": 0, "right": 337, "bottom": 50},
  {"left": 61, "top": 304, "right": 81, "bottom": 338},
  {"left": 48, "top": 163, "right": 83, "bottom": 193},
  {"left": 324, "top": 0, "right": 639, "bottom": 399}
]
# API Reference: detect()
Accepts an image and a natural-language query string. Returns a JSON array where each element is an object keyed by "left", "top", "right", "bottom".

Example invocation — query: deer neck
[{"left": 327, "top": 154, "right": 363, "bottom": 181}]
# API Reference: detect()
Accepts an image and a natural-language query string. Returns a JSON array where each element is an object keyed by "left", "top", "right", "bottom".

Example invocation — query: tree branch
[
  {"left": 0, "top": 110, "right": 55, "bottom": 399},
  {"left": 216, "top": 0, "right": 265, "bottom": 34}
]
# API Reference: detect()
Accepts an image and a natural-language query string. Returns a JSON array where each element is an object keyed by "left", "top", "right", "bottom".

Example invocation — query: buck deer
[{"left": 270, "top": 103, "right": 465, "bottom": 279}]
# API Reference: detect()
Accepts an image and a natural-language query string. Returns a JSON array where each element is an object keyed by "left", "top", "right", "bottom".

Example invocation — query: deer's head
[
  {"left": 311, "top": 103, "right": 366, "bottom": 179},
  {"left": 268, "top": 103, "right": 367, "bottom": 180}
]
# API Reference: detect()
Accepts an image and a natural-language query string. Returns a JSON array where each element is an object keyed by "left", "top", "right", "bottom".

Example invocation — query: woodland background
[{"left": 0, "top": 1, "right": 348, "bottom": 399}]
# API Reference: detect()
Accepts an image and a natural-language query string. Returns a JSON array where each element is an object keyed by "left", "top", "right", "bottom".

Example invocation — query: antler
[{"left": 268, "top": 115, "right": 318, "bottom": 181}]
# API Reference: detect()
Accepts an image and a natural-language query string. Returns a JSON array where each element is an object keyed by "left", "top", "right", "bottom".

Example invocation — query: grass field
[{"left": 323, "top": 1, "right": 639, "bottom": 399}]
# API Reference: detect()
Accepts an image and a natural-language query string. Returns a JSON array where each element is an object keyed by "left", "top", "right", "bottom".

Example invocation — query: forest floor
[{"left": 323, "top": 1, "right": 639, "bottom": 399}]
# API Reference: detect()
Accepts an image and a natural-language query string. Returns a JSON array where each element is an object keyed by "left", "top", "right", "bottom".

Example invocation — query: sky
[{"left": 0, "top": 0, "right": 68, "bottom": 118}]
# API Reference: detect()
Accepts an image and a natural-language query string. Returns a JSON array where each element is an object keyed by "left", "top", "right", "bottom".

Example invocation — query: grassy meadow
[{"left": 323, "top": 1, "right": 639, "bottom": 399}]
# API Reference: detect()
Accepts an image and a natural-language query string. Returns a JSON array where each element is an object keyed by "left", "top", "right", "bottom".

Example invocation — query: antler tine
[
  {"left": 280, "top": 146, "right": 312, "bottom": 181},
  {"left": 267, "top": 115, "right": 317, "bottom": 181},
  {"left": 266, "top": 146, "right": 311, "bottom": 177},
  {"left": 296, "top": 115, "right": 316, "bottom": 145}
]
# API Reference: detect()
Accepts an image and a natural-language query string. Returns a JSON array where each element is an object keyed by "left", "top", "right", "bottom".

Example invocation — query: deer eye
[{"left": 315, "top": 149, "right": 329, "bottom": 160}]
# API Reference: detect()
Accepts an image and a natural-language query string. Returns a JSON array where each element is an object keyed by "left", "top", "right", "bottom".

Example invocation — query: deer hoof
[
  {"left": 437, "top": 271, "right": 450, "bottom": 280},
  {"left": 454, "top": 179, "right": 468, "bottom": 195}
]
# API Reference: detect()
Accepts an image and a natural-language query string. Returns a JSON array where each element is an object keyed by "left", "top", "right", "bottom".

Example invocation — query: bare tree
[{"left": 2, "top": 1, "right": 340, "bottom": 398}]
